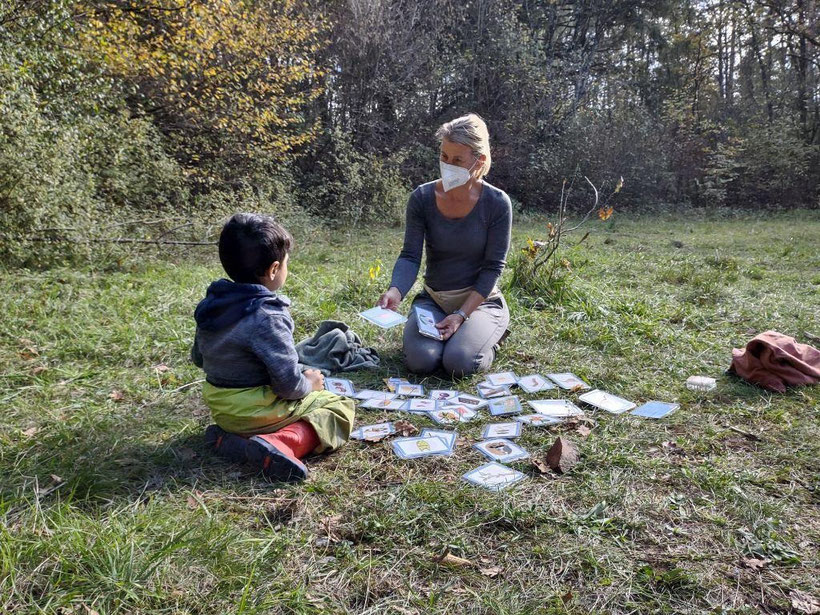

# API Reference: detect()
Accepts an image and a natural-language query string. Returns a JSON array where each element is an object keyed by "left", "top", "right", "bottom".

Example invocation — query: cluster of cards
[
  {"left": 462, "top": 437, "right": 530, "bottom": 491},
  {"left": 392, "top": 429, "right": 457, "bottom": 459},
  {"left": 478, "top": 371, "right": 591, "bottom": 397}
]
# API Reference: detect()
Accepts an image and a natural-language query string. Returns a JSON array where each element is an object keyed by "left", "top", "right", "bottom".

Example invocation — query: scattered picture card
[
  {"left": 488, "top": 395, "right": 523, "bottom": 416},
  {"left": 419, "top": 428, "right": 457, "bottom": 451},
  {"left": 350, "top": 422, "right": 396, "bottom": 441},
  {"left": 527, "top": 399, "right": 584, "bottom": 417},
  {"left": 395, "top": 383, "right": 425, "bottom": 397},
  {"left": 631, "top": 400, "right": 680, "bottom": 419},
  {"left": 359, "top": 306, "right": 407, "bottom": 329},
  {"left": 578, "top": 389, "right": 636, "bottom": 414},
  {"left": 473, "top": 438, "right": 529, "bottom": 463},
  {"left": 428, "top": 406, "right": 477, "bottom": 425},
  {"left": 477, "top": 381, "right": 511, "bottom": 399},
  {"left": 515, "top": 413, "right": 563, "bottom": 427},
  {"left": 392, "top": 436, "right": 452, "bottom": 459},
  {"left": 485, "top": 371, "right": 519, "bottom": 387},
  {"left": 429, "top": 389, "right": 459, "bottom": 402},
  {"left": 452, "top": 393, "right": 488, "bottom": 409},
  {"left": 482, "top": 422, "right": 522, "bottom": 439},
  {"left": 325, "top": 378, "right": 355, "bottom": 397},
  {"left": 463, "top": 462, "right": 527, "bottom": 492},
  {"left": 405, "top": 398, "right": 439, "bottom": 413},
  {"left": 361, "top": 398, "right": 407, "bottom": 410},
  {"left": 384, "top": 377, "right": 410, "bottom": 392},
  {"left": 517, "top": 374, "right": 556, "bottom": 394},
  {"left": 353, "top": 389, "right": 398, "bottom": 401},
  {"left": 546, "top": 372, "right": 591, "bottom": 390},
  {"left": 415, "top": 306, "right": 443, "bottom": 340}
]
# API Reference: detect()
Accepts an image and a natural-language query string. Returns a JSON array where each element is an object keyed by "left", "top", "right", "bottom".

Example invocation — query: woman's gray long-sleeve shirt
[{"left": 389, "top": 180, "right": 512, "bottom": 299}]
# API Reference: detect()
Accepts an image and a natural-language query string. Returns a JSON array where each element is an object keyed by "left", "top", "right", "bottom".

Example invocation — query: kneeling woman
[{"left": 379, "top": 113, "right": 512, "bottom": 377}]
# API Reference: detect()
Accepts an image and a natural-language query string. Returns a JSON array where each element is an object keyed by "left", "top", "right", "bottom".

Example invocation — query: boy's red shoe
[{"left": 247, "top": 420, "right": 320, "bottom": 483}]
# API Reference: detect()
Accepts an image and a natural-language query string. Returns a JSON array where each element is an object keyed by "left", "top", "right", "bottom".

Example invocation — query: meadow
[{"left": 1, "top": 210, "right": 818, "bottom": 614}]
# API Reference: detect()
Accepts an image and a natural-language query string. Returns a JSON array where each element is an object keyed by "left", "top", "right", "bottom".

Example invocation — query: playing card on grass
[
  {"left": 485, "top": 372, "right": 518, "bottom": 387},
  {"left": 361, "top": 398, "right": 407, "bottom": 410},
  {"left": 517, "top": 374, "right": 555, "bottom": 393},
  {"left": 482, "top": 422, "right": 522, "bottom": 439},
  {"left": 429, "top": 389, "right": 458, "bottom": 402},
  {"left": 350, "top": 422, "right": 396, "bottom": 441},
  {"left": 578, "top": 389, "right": 636, "bottom": 414},
  {"left": 395, "top": 383, "right": 425, "bottom": 397},
  {"left": 527, "top": 399, "right": 584, "bottom": 417},
  {"left": 546, "top": 372, "right": 591, "bottom": 390},
  {"left": 419, "top": 428, "right": 457, "bottom": 451},
  {"left": 405, "top": 398, "right": 439, "bottom": 413},
  {"left": 487, "top": 396, "right": 523, "bottom": 416},
  {"left": 392, "top": 436, "right": 452, "bottom": 459},
  {"left": 325, "top": 378, "right": 355, "bottom": 396},
  {"left": 463, "top": 462, "right": 526, "bottom": 491},
  {"left": 473, "top": 438, "right": 529, "bottom": 463},
  {"left": 631, "top": 400, "right": 680, "bottom": 419},
  {"left": 429, "top": 405, "right": 477, "bottom": 425},
  {"left": 451, "top": 393, "right": 488, "bottom": 409},
  {"left": 477, "top": 381, "right": 511, "bottom": 399},
  {"left": 359, "top": 306, "right": 407, "bottom": 329},
  {"left": 515, "top": 413, "right": 563, "bottom": 426},
  {"left": 353, "top": 389, "right": 398, "bottom": 401}
]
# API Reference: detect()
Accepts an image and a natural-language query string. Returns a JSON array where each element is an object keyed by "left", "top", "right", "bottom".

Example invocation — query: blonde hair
[{"left": 435, "top": 113, "right": 492, "bottom": 178}]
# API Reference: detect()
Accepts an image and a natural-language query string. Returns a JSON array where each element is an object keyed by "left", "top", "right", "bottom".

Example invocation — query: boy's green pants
[{"left": 202, "top": 383, "right": 355, "bottom": 454}]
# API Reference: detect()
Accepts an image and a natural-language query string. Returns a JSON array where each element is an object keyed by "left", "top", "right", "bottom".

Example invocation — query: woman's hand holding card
[{"left": 435, "top": 314, "right": 464, "bottom": 340}]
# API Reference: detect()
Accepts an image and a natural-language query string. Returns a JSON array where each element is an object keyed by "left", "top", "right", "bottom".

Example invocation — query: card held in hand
[
  {"left": 415, "top": 306, "right": 443, "bottom": 340},
  {"left": 360, "top": 306, "right": 407, "bottom": 329}
]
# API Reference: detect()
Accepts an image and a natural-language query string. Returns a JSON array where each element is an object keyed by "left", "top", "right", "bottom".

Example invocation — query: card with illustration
[
  {"left": 415, "top": 306, "right": 443, "bottom": 340},
  {"left": 419, "top": 428, "right": 457, "bottom": 451},
  {"left": 361, "top": 397, "right": 408, "bottom": 410},
  {"left": 392, "top": 436, "right": 452, "bottom": 459},
  {"left": 325, "top": 378, "right": 355, "bottom": 397},
  {"left": 428, "top": 406, "right": 477, "bottom": 425},
  {"left": 384, "top": 377, "right": 410, "bottom": 392},
  {"left": 463, "top": 462, "right": 527, "bottom": 492},
  {"left": 477, "top": 381, "right": 511, "bottom": 399},
  {"left": 482, "top": 422, "right": 522, "bottom": 439},
  {"left": 487, "top": 395, "right": 523, "bottom": 416},
  {"left": 429, "top": 389, "right": 459, "bottom": 402},
  {"left": 527, "top": 399, "right": 584, "bottom": 417},
  {"left": 405, "top": 398, "right": 439, "bottom": 413},
  {"left": 517, "top": 374, "right": 556, "bottom": 393},
  {"left": 353, "top": 389, "right": 398, "bottom": 401},
  {"left": 515, "top": 413, "right": 563, "bottom": 427},
  {"left": 452, "top": 393, "right": 488, "bottom": 409},
  {"left": 395, "top": 383, "right": 425, "bottom": 397},
  {"left": 359, "top": 306, "right": 407, "bottom": 329},
  {"left": 578, "top": 389, "right": 636, "bottom": 414},
  {"left": 350, "top": 422, "right": 396, "bottom": 441},
  {"left": 485, "top": 371, "right": 519, "bottom": 387},
  {"left": 546, "top": 372, "right": 591, "bottom": 390},
  {"left": 473, "top": 438, "right": 530, "bottom": 463},
  {"left": 630, "top": 400, "right": 680, "bottom": 419}
]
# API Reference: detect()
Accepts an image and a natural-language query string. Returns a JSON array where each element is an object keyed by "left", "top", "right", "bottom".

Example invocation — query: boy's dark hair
[{"left": 218, "top": 213, "right": 293, "bottom": 284}]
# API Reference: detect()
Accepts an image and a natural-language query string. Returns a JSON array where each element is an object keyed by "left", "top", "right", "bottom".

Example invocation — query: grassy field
[{"left": 1, "top": 210, "right": 819, "bottom": 614}]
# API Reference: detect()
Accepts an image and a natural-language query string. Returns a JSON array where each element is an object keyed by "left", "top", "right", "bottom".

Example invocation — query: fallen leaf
[
  {"left": 480, "top": 566, "right": 502, "bottom": 578},
  {"left": 154, "top": 363, "right": 170, "bottom": 373},
  {"left": 177, "top": 447, "right": 197, "bottom": 462},
  {"left": 394, "top": 420, "right": 418, "bottom": 437},
  {"left": 569, "top": 384, "right": 585, "bottom": 393},
  {"left": 546, "top": 437, "right": 580, "bottom": 474},
  {"left": 662, "top": 441, "right": 686, "bottom": 456},
  {"left": 186, "top": 495, "right": 198, "bottom": 510},
  {"left": 19, "top": 346, "right": 39, "bottom": 360},
  {"left": 22, "top": 426, "right": 40, "bottom": 438},
  {"left": 83, "top": 606, "right": 100, "bottom": 615},
  {"left": 531, "top": 458, "right": 551, "bottom": 474},
  {"left": 791, "top": 590, "right": 820, "bottom": 614},
  {"left": 50, "top": 474, "right": 63, "bottom": 484},
  {"left": 576, "top": 425, "right": 591, "bottom": 437},
  {"left": 561, "top": 590, "right": 573, "bottom": 604},
  {"left": 31, "top": 365, "right": 48, "bottom": 375},
  {"left": 742, "top": 557, "right": 769, "bottom": 570},
  {"left": 109, "top": 390, "right": 124, "bottom": 402},
  {"left": 435, "top": 550, "right": 474, "bottom": 568}
]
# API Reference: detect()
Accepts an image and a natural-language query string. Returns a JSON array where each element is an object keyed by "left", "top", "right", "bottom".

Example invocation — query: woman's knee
[
  {"left": 442, "top": 346, "right": 480, "bottom": 378},
  {"left": 404, "top": 343, "right": 442, "bottom": 375}
]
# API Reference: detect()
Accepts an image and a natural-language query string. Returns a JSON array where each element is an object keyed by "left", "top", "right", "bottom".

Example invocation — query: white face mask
[{"left": 439, "top": 157, "right": 479, "bottom": 192}]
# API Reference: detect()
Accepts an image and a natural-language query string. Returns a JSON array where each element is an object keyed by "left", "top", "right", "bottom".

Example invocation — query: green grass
[{"left": 1, "top": 210, "right": 819, "bottom": 614}]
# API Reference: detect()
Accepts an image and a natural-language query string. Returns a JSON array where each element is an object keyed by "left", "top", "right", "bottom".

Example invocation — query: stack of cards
[
  {"left": 392, "top": 434, "right": 453, "bottom": 459},
  {"left": 350, "top": 422, "right": 396, "bottom": 441},
  {"left": 359, "top": 307, "right": 407, "bottom": 329},
  {"left": 630, "top": 400, "right": 679, "bottom": 419},
  {"left": 415, "top": 306, "right": 443, "bottom": 340},
  {"left": 473, "top": 438, "right": 530, "bottom": 463},
  {"left": 463, "top": 462, "right": 526, "bottom": 491},
  {"left": 578, "top": 389, "right": 636, "bottom": 414}
]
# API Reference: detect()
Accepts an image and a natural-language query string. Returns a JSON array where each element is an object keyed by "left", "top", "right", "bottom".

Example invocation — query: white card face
[
  {"left": 527, "top": 399, "right": 584, "bottom": 417},
  {"left": 325, "top": 378, "right": 355, "bottom": 396},
  {"left": 353, "top": 389, "right": 398, "bottom": 401},
  {"left": 406, "top": 398, "right": 438, "bottom": 412},
  {"left": 415, "top": 306, "right": 443, "bottom": 340},
  {"left": 631, "top": 401, "right": 680, "bottom": 419},
  {"left": 419, "top": 428, "right": 457, "bottom": 450},
  {"left": 485, "top": 372, "right": 518, "bottom": 386},
  {"left": 351, "top": 422, "right": 395, "bottom": 440},
  {"left": 452, "top": 394, "right": 487, "bottom": 409},
  {"left": 395, "top": 383, "right": 425, "bottom": 397},
  {"left": 578, "top": 389, "right": 636, "bottom": 414},
  {"left": 488, "top": 395, "right": 522, "bottom": 416},
  {"left": 384, "top": 377, "right": 410, "bottom": 392},
  {"left": 546, "top": 372, "right": 590, "bottom": 390},
  {"left": 517, "top": 374, "right": 555, "bottom": 393},
  {"left": 392, "top": 436, "right": 450, "bottom": 459},
  {"left": 515, "top": 413, "right": 562, "bottom": 426},
  {"left": 477, "top": 381, "right": 510, "bottom": 399},
  {"left": 430, "top": 389, "right": 458, "bottom": 402},
  {"left": 359, "top": 307, "right": 408, "bottom": 329},
  {"left": 361, "top": 398, "right": 407, "bottom": 410},
  {"left": 463, "top": 462, "right": 526, "bottom": 491},
  {"left": 429, "top": 406, "right": 477, "bottom": 424},
  {"left": 482, "top": 422, "right": 522, "bottom": 439},
  {"left": 473, "top": 438, "right": 529, "bottom": 463}
]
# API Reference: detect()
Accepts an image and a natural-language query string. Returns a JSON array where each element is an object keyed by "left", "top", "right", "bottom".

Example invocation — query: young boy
[{"left": 192, "top": 213, "right": 355, "bottom": 482}]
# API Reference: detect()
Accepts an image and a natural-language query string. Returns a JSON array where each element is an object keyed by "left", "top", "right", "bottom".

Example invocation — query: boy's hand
[
  {"left": 378, "top": 287, "right": 402, "bottom": 311},
  {"left": 305, "top": 369, "right": 325, "bottom": 392}
]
